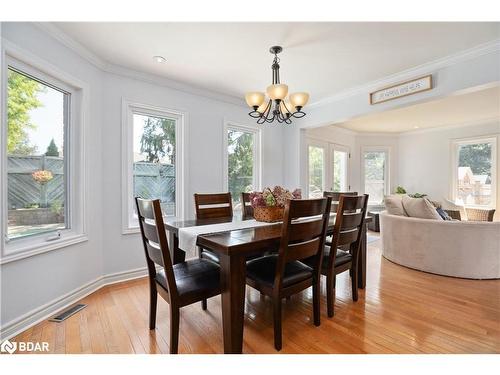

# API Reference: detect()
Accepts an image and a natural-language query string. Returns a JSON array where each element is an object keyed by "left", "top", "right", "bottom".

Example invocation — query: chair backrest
[
  {"left": 327, "top": 194, "right": 368, "bottom": 270},
  {"left": 241, "top": 192, "right": 254, "bottom": 219},
  {"left": 135, "top": 197, "right": 178, "bottom": 297},
  {"left": 323, "top": 191, "right": 358, "bottom": 213},
  {"left": 194, "top": 193, "right": 233, "bottom": 219},
  {"left": 274, "top": 197, "right": 332, "bottom": 290}
]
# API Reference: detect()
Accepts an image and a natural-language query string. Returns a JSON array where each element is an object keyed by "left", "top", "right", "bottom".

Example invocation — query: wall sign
[{"left": 370, "top": 75, "right": 433, "bottom": 105}]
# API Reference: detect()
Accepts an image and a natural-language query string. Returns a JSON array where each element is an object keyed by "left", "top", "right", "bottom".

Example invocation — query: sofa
[{"left": 380, "top": 212, "right": 500, "bottom": 279}]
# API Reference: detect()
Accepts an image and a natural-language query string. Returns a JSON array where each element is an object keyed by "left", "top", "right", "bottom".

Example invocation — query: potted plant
[
  {"left": 32, "top": 170, "right": 54, "bottom": 208},
  {"left": 250, "top": 186, "right": 302, "bottom": 222}
]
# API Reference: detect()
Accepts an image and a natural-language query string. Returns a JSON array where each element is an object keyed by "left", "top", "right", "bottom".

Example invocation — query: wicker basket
[{"left": 253, "top": 206, "right": 284, "bottom": 222}]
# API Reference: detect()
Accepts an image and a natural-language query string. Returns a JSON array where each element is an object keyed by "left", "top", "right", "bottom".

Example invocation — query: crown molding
[
  {"left": 103, "top": 63, "right": 245, "bottom": 107},
  {"left": 33, "top": 22, "right": 108, "bottom": 69},
  {"left": 32, "top": 22, "right": 499, "bottom": 110},
  {"left": 309, "top": 38, "right": 500, "bottom": 108},
  {"left": 33, "top": 22, "right": 246, "bottom": 107}
]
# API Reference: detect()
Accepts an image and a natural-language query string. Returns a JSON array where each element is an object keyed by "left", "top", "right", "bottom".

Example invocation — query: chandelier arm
[
  {"left": 291, "top": 110, "right": 306, "bottom": 118},
  {"left": 246, "top": 46, "right": 306, "bottom": 125}
]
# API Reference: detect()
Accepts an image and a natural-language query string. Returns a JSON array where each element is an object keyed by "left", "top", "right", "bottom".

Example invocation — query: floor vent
[{"left": 49, "top": 304, "right": 87, "bottom": 322}]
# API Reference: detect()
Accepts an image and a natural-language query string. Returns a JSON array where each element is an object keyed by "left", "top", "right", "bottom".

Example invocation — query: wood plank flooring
[{"left": 9, "top": 235, "right": 500, "bottom": 353}]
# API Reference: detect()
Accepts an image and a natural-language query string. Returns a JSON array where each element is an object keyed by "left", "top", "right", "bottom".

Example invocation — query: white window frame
[
  {"left": 361, "top": 146, "right": 391, "bottom": 206},
  {"left": 1, "top": 44, "right": 88, "bottom": 264},
  {"left": 329, "top": 143, "right": 351, "bottom": 192},
  {"left": 305, "top": 137, "right": 352, "bottom": 197},
  {"left": 306, "top": 139, "right": 327, "bottom": 198},
  {"left": 121, "top": 99, "right": 186, "bottom": 233},
  {"left": 222, "top": 120, "right": 262, "bottom": 196},
  {"left": 450, "top": 136, "right": 497, "bottom": 209}
]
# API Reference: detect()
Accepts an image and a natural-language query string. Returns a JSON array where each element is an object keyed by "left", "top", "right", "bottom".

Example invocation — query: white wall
[
  {"left": 284, "top": 43, "right": 500, "bottom": 189},
  {"left": 101, "top": 72, "right": 284, "bottom": 275},
  {"left": 398, "top": 121, "right": 500, "bottom": 215},
  {"left": 1, "top": 23, "right": 104, "bottom": 327},
  {"left": 0, "top": 22, "right": 285, "bottom": 335}
]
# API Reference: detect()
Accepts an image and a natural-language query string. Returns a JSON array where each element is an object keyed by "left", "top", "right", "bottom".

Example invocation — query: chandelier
[{"left": 245, "top": 46, "right": 309, "bottom": 124}]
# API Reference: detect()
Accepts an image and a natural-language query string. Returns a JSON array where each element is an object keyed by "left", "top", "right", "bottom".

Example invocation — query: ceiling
[
  {"left": 53, "top": 22, "right": 500, "bottom": 104},
  {"left": 329, "top": 85, "right": 500, "bottom": 133}
]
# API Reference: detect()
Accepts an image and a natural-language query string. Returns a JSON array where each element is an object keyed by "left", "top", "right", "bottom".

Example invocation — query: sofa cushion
[
  {"left": 384, "top": 195, "right": 407, "bottom": 216},
  {"left": 402, "top": 195, "right": 443, "bottom": 220}
]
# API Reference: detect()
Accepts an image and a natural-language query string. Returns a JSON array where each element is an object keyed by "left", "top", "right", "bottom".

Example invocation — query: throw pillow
[
  {"left": 436, "top": 207, "right": 452, "bottom": 220},
  {"left": 384, "top": 195, "right": 407, "bottom": 216},
  {"left": 402, "top": 195, "right": 443, "bottom": 220}
]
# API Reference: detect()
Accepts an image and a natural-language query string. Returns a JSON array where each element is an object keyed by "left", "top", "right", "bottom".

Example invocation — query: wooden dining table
[{"left": 163, "top": 214, "right": 371, "bottom": 354}]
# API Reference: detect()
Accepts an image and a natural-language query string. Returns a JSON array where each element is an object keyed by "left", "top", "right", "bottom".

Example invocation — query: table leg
[
  {"left": 358, "top": 223, "right": 367, "bottom": 289},
  {"left": 219, "top": 253, "right": 246, "bottom": 354},
  {"left": 168, "top": 231, "right": 186, "bottom": 264}
]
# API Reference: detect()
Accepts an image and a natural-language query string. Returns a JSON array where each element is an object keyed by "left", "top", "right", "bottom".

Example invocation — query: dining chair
[
  {"left": 323, "top": 191, "right": 358, "bottom": 212},
  {"left": 245, "top": 197, "right": 332, "bottom": 351},
  {"left": 241, "top": 192, "right": 254, "bottom": 220},
  {"left": 194, "top": 192, "right": 233, "bottom": 264},
  {"left": 304, "top": 194, "right": 368, "bottom": 317},
  {"left": 323, "top": 191, "right": 357, "bottom": 247},
  {"left": 193, "top": 192, "right": 232, "bottom": 309},
  {"left": 135, "top": 197, "right": 222, "bottom": 354}
]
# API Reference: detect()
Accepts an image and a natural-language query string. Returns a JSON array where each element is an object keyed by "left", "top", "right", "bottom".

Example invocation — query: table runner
[{"left": 178, "top": 219, "right": 277, "bottom": 257}]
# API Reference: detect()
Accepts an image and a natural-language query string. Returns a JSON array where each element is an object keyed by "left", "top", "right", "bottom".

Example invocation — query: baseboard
[{"left": 0, "top": 267, "right": 150, "bottom": 340}]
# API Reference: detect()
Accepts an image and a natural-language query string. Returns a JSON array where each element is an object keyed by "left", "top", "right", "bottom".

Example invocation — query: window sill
[
  {"left": 122, "top": 227, "right": 140, "bottom": 235},
  {"left": 0, "top": 233, "right": 88, "bottom": 265}
]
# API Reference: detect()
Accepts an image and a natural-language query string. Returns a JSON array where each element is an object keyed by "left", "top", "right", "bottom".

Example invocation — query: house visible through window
[
  {"left": 225, "top": 124, "right": 260, "bottom": 210},
  {"left": 454, "top": 138, "right": 496, "bottom": 207},
  {"left": 6, "top": 68, "right": 69, "bottom": 240},
  {"left": 363, "top": 150, "right": 388, "bottom": 205},
  {"left": 132, "top": 113, "right": 176, "bottom": 216}
]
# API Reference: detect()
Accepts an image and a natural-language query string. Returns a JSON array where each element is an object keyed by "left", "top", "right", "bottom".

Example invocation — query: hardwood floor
[{"left": 10, "top": 234, "right": 500, "bottom": 354}]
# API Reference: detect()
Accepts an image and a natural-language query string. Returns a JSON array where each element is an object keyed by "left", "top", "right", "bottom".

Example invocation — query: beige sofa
[{"left": 380, "top": 212, "right": 500, "bottom": 279}]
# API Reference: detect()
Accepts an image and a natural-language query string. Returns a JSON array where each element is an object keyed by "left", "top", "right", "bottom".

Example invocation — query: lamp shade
[
  {"left": 289, "top": 92, "right": 310, "bottom": 108},
  {"left": 257, "top": 99, "right": 270, "bottom": 113},
  {"left": 266, "top": 84, "right": 288, "bottom": 100},
  {"left": 245, "top": 92, "right": 265, "bottom": 108}
]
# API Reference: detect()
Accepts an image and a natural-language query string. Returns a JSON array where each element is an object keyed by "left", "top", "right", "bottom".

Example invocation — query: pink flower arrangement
[
  {"left": 32, "top": 170, "right": 53, "bottom": 184},
  {"left": 249, "top": 186, "right": 302, "bottom": 208}
]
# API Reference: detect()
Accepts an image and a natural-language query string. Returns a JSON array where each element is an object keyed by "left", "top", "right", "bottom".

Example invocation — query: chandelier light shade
[
  {"left": 245, "top": 92, "right": 265, "bottom": 108},
  {"left": 266, "top": 84, "right": 288, "bottom": 100},
  {"left": 245, "top": 46, "right": 309, "bottom": 124}
]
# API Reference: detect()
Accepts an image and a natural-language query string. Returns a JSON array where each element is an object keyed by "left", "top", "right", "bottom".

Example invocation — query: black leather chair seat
[
  {"left": 303, "top": 246, "right": 353, "bottom": 269},
  {"left": 200, "top": 248, "right": 220, "bottom": 263},
  {"left": 246, "top": 254, "right": 313, "bottom": 288},
  {"left": 156, "top": 258, "right": 220, "bottom": 297}
]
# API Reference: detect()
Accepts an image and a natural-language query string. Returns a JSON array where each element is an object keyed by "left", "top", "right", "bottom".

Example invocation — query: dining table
[{"left": 163, "top": 214, "right": 371, "bottom": 354}]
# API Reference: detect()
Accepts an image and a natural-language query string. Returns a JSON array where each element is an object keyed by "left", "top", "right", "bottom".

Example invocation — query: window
[
  {"left": 308, "top": 145, "right": 325, "bottom": 198},
  {"left": 2, "top": 54, "right": 87, "bottom": 262},
  {"left": 6, "top": 68, "right": 69, "bottom": 240},
  {"left": 224, "top": 123, "right": 261, "bottom": 210},
  {"left": 331, "top": 145, "right": 349, "bottom": 192},
  {"left": 307, "top": 139, "right": 351, "bottom": 198},
  {"left": 122, "top": 101, "right": 184, "bottom": 231},
  {"left": 363, "top": 149, "right": 389, "bottom": 205},
  {"left": 452, "top": 138, "right": 496, "bottom": 207}
]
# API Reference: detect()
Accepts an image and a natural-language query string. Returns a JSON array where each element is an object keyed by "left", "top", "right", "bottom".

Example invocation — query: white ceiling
[
  {"left": 329, "top": 85, "right": 500, "bottom": 133},
  {"left": 53, "top": 22, "right": 500, "bottom": 104}
]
